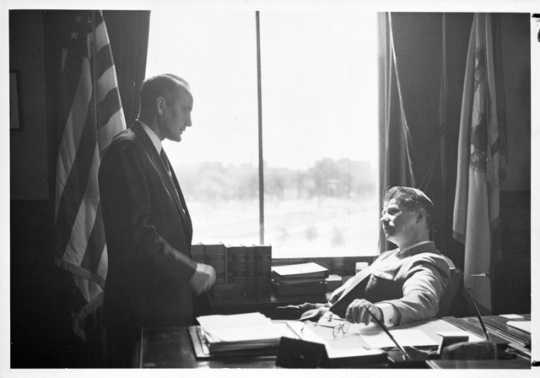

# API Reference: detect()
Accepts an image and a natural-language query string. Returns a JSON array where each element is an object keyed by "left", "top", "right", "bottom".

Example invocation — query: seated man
[{"left": 301, "top": 186, "right": 455, "bottom": 327}]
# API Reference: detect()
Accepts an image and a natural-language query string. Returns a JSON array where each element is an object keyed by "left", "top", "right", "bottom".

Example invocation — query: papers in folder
[
  {"left": 271, "top": 262, "right": 328, "bottom": 279},
  {"left": 507, "top": 321, "right": 530, "bottom": 334},
  {"left": 196, "top": 312, "right": 295, "bottom": 354},
  {"left": 350, "top": 318, "right": 482, "bottom": 349},
  {"left": 285, "top": 321, "right": 386, "bottom": 361},
  {"left": 299, "top": 316, "right": 482, "bottom": 350}
]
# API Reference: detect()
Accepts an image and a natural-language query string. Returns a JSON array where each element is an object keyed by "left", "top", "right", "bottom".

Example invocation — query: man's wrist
[{"left": 377, "top": 302, "right": 398, "bottom": 327}]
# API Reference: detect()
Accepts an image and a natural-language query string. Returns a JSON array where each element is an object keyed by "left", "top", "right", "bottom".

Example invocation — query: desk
[{"left": 135, "top": 316, "right": 531, "bottom": 369}]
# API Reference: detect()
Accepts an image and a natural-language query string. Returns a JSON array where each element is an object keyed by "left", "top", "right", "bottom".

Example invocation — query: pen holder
[
  {"left": 276, "top": 337, "right": 328, "bottom": 368},
  {"left": 386, "top": 347, "right": 433, "bottom": 368}
]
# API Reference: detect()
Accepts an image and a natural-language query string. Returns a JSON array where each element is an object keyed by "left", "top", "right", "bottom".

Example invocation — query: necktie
[
  {"left": 160, "top": 148, "right": 189, "bottom": 225},
  {"left": 330, "top": 267, "right": 372, "bottom": 317},
  {"left": 160, "top": 149, "right": 172, "bottom": 178}
]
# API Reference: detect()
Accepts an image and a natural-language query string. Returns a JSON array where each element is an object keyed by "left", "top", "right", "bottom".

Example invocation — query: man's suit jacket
[
  {"left": 99, "top": 121, "right": 197, "bottom": 329},
  {"left": 331, "top": 241, "right": 453, "bottom": 326}
]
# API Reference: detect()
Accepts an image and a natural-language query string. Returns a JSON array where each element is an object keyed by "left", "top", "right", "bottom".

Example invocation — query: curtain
[{"left": 378, "top": 13, "right": 416, "bottom": 251}]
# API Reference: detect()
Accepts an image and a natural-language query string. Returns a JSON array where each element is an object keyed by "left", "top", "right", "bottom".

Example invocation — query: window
[
  {"left": 146, "top": 9, "right": 259, "bottom": 245},
  {"left": 146, "top": 8, "right": 379, "bottom": 257}
]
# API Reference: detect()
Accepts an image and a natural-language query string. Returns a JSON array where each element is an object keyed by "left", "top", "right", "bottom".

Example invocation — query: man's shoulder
[
  {"left": 110, "top": 127, "right": 137, "bottom": 145},
  {"left": 104, "top": 127, "right": 140, "bottom": 154},
  {"left": 100, "top": 127, "right": 146, "bottom": 171},
  {"left": 407, "top": 251, "right": 455, "bottom": 273}
]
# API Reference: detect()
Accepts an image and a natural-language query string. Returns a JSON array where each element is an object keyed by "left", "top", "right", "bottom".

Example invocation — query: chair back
[{"left": 438, "top": 267, "right": 469, "bottom": 317}]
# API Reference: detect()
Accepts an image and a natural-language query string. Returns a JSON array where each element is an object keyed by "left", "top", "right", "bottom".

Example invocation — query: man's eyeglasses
[
  {"left": 314, "top": 312, "right": 352, "bottom": 339},
  {"left": 331, "top": 321, "right": 352, "bottom": 338}
]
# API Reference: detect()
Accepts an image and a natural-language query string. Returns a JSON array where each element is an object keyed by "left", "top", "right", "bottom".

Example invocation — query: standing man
[
  {"left": 299, "top": 186, "right": 455, "bottom": 327},
  {"left": 99, "top": 74, "right": 215, "bottom": 367}
]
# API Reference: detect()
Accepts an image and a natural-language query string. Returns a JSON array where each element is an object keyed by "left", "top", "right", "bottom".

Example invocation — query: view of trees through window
[{"left": 146, "top": 8, "right": 378, "bottom": 257}]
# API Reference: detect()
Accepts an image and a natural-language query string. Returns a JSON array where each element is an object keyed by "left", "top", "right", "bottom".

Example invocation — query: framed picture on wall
[{"left": 10, "top": 71, "right": 21, "bottom": 130}]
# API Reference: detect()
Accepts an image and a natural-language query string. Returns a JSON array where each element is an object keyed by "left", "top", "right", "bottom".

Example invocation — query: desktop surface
[{"left": 135, "top": 315, "right": 531, "bottom": 369}]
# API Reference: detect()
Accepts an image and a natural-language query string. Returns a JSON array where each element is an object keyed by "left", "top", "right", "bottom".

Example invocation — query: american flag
[
  {"left": 54, "top": 11, "right": 126, "bottom": 336},
  {"left": 452, "top": 14, "right": 505, "bottom": 312}
]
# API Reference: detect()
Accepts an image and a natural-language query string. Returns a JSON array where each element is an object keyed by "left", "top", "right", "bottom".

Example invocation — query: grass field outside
[{"left": 187, "top": 195, "right": 379, "bottom": 258}]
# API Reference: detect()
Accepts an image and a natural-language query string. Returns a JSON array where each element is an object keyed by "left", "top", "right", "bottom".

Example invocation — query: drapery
[{"left": 378, "top": 13, "right": 416, "bottom": 251}]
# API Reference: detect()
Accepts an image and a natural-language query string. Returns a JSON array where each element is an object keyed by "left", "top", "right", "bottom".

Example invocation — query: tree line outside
[
  {"left": 174, "top": 158, "right": 379, "bottom": 257},
  {"left": 175, "top": 157, "right": 376, "bottom": 202}
]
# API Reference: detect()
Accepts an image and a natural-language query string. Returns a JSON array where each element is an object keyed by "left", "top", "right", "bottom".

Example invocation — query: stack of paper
[
  {"left": 271, "top": 262, "right": 328, "bottom": 298},
  {"left": 507, "top": 320, "right": 530, "bottom": 334},
  {"left": 271, "top": 262, "right": 329, "bottom": 280},
  {"left": 197, "top": 312, "right": 294, "bottom": 354}
]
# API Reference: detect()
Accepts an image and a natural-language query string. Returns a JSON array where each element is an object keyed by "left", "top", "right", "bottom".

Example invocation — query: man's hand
[
  {"left": 300, "top": 306, "right": 329, "bottom": 321},
  {"left": 345, "top": 299, "right": 383, "bottom": 325},
  {"left": 189, "top": 263, "right": 216, "bottom": 295}
]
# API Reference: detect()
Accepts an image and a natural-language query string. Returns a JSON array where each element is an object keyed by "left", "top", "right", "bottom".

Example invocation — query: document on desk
[
  {"left": 358, "top": 319, "right": 482, "bottom": 349},
  {"left": 197, "top": 312, "right": 272, "bottom": 336},
  {"left": 507, "top": 321, "right": 530, "bottom": 334},
  {"left": 285, "top": 321, "right": 385, "bottom": 360},
  {"left": 196, "top": 312, "right": 297, "bottom": 353}
]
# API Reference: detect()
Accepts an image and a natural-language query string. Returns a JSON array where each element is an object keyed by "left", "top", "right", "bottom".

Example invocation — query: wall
[
  {"left": 10, "top": 11, "right": 49, "bottom": 199},
  {"left": 494, "top": 14, "right": 530, "bottom": 314},
  {"left": 499, "top": 14, "right": 530, "bottom": 191},
  {"left": 9, "top": 11, "right": 74, "bottom": 367}
]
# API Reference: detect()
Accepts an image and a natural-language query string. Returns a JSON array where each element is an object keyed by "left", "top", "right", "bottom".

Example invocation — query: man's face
[
  {"left": 380, "top": 198, "right": 420, "bottom": 244},
  {"left": 159, "top": 89, "right": 193, "bottom": 142}
]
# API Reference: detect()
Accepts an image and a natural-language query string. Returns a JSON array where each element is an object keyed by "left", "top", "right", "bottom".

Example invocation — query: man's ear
[{"left": 156, "top": 96, "right": 167, "bottom": 117}]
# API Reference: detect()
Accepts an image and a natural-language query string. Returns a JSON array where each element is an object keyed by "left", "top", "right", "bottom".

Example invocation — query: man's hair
[
  {"left": 384, "top": 186, "right": 434, "bottom": 229},
  {"left": 138, "top": 74, "right": 191, "bottom": 121}
]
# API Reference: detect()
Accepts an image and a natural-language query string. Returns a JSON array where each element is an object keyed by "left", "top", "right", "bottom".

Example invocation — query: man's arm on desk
[{"left": 378, "top": 258, "right": 450, "bottom": 326}]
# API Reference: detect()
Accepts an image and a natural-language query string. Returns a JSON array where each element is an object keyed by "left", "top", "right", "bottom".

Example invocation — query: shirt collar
[
  {"left": 398, "top": 240, "right": 436, "bottom": 256},
  {"left": 139, "top": 120, "right": 162, "bottom": 154}
]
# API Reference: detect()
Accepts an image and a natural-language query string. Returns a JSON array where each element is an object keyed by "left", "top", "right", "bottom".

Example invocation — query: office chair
[{"left": 437, "top": 267, "right": 469, "bottom": 318}]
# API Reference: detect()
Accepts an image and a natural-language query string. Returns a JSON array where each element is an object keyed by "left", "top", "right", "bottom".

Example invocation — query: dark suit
[{"left": 99, "top": 121, "right": 197, "bottom": 366}]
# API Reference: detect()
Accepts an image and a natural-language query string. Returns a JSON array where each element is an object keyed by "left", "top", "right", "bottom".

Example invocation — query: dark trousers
[{"left": 105, "top": 326, "right": 140, "bottom": 368}]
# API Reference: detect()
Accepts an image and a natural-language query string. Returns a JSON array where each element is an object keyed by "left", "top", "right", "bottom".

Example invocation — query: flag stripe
[
  {"left": 98, "top": 109, "right": 125, "bottom": 151},
  {"left": 98, "top": 87, "right": 123, "bottom": 127},
  {"left": 94, "top": 44, "right": 114, "bottom": 79},
  {"left": 96, "top": 65, "right": 117, "bottom": 103},
  {"left": 61, "top": 145, "right": 100, "bottom": 267},
  {"left": 55, "top": 59, "right": 93, "bottom": 219},
  {"left": 56, "top": 96, "right": 98, "bottom": 258},
  {"left": 59, "top": 49, "right": 84, "bottom": 138},
  {"left": 97, "top": 245, "right": 108, "bottom": 279},
  {"left": 58, "top": 259, "right": 106, "bottom": 288},
  {"left": 81, "top": 205, "right": 106, "bottom": 274},
  {"left": 94, "top": 19, "right": 109, "bottom": 51}
]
